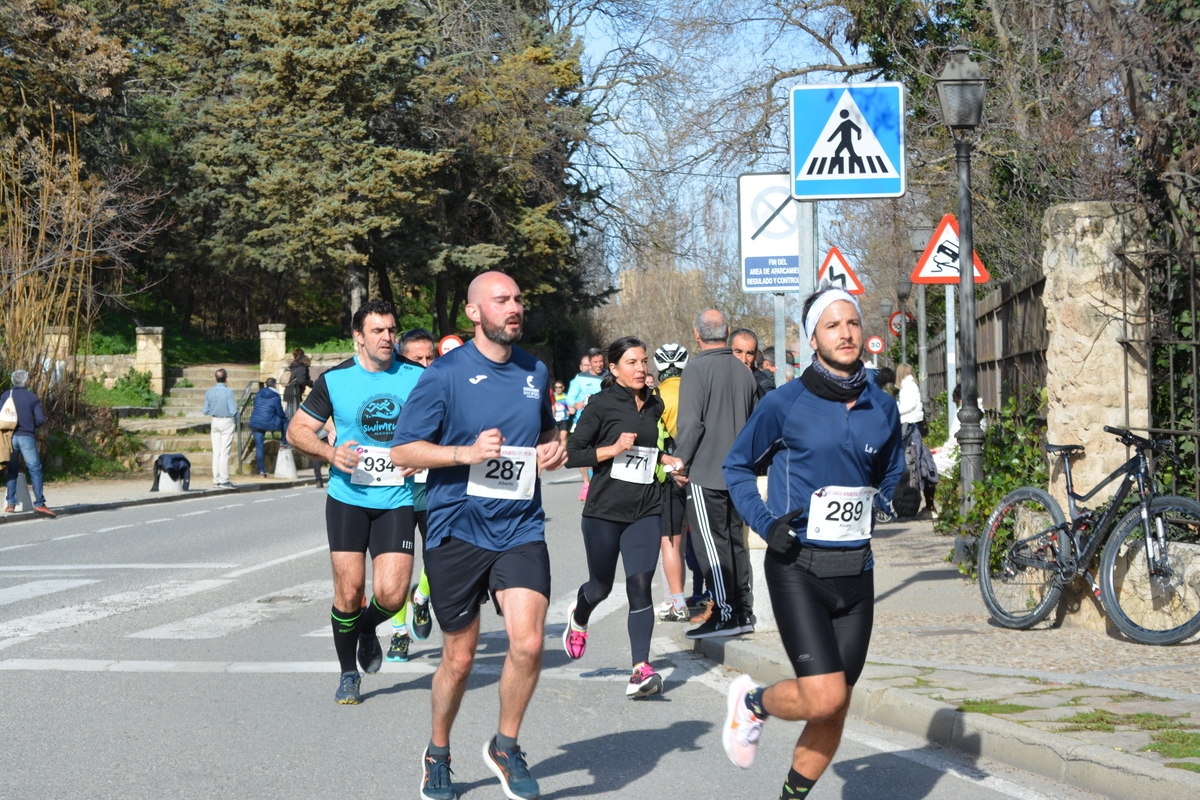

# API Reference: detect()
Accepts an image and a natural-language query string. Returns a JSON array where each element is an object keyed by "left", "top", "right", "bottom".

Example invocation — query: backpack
[
  {"left": 0, "top": 392, "right": 18, "bottom": 432},
  {"left": 279, "top": 365, "right": 294, "bottom": 387}
]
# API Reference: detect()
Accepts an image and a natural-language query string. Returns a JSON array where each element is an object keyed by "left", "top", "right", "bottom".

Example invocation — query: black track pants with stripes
[{"left": 685, "top": 482, "right": 753, "bottom": 624}]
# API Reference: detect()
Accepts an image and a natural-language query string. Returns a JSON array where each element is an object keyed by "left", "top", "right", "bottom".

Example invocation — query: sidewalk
[
  {"left": 0, "top": 469, "right": 320, "bottom": 525},
  {"left": 672, "top": 519, "right": 1200, "bottom": 800}
]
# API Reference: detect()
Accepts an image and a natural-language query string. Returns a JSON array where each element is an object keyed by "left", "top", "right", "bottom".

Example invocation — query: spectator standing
[
  {"left": 730, "top": 328, "right": 774, "bottom": 398},
  {"left": 565, "top": 348, "right": 606, "bottom": 501},
  {"left": 674, "top": 309, "right": 759, "bottom": 638},
  {"left": 248, "top": 377, "right": 288, "bottom": 478},
  {"left": 203, "top": 369, "right": 238, "bottom": 489},
  {"left": 282, "top": 349, "right": 312, "bottom": 418},
  {"left": 2, "top": 370, "right": 55, "bottom": 517},
  {"left": 760, "top": 346, "right": 781, "bottom": 383},
  {"left": 895, "top": 364, "right": 925, "bottom": 436}
]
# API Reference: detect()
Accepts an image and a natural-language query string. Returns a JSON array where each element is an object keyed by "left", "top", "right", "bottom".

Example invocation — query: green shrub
[
  {"left": 175, "top": 378, "right": 194, "bottom": 388},
  {"left": 42, "top": 422, "right": 146, "bottom": 480},
  {"left": 935, "top": 392, "right": 1049, "bottom": 576},
  {"left": 82, "top": 369, "right": 163, "bottom": 408}
]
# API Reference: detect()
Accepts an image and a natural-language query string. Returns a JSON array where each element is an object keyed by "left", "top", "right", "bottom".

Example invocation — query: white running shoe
[{"left": 723, "top": 674, "right": 764, "bottom": 769}]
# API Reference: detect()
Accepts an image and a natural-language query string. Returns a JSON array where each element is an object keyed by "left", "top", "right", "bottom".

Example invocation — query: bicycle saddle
[{"left": 1045, "top": 443, "right": 1085, "bottom": 455}]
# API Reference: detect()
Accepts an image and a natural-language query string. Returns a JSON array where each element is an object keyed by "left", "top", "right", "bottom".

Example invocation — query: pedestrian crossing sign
[
  {"left": 818, "top": 246, "right": 865, "bottom": 294},
  {"left": 790, "top": 82, "right": 906, "bottom": 200}
]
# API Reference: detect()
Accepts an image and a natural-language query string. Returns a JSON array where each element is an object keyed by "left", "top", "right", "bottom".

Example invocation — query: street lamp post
[
  {"left": 936, "top": 44, "right": 988, "bottom": 513},
  {"left": 908, "top": 218, "right": 934, "bottom": 416},
  {"left": 879, "top": 300, "right": 892, "bottom": 367},
  {"left": 896, "top": 274, "right": 912, "bottom": 369}
]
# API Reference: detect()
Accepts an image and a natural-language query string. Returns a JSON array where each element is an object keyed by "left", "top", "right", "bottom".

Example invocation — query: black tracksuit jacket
[{"left": 565, "top": 382, "right": 664, "bottom": 524}]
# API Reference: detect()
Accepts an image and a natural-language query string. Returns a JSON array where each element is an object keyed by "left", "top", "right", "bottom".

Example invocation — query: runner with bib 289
[
  {"left": 561, "top": 336, "right": 683, "bottom": 698},
  {"left": 718, "top": 287, "right": 904, "bottom": 800}
]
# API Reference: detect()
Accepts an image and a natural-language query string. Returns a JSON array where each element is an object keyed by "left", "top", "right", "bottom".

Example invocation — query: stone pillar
[
  {"left": 259, "top": 324, "right": 287, "bottom": 382},
  {"left": 134, "top": 327, "right": 165, "bottom": 396},
  {"left": 1042, "top": 202, "right": 1147, "bottom": 631}
]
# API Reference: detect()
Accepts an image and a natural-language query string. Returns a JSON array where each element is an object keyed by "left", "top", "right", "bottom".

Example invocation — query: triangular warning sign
[
  {"left": 796, "top": 91, "right": 899, "bottom": 181},
  {"left": 819, "top": 246, "right": 866, "bottom": 294},
  {"left": 910, "top": 215, "right": 989, "bottom": 284}
]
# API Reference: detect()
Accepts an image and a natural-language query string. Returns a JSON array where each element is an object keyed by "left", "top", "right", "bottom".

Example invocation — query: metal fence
[{"left": 925, "top": 270, "right": 1048, "bottom": 413}]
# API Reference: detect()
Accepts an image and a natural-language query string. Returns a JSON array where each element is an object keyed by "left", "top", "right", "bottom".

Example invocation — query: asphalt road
[{"left": 0, "top": 479, "right": 1107, "bottom": 800}]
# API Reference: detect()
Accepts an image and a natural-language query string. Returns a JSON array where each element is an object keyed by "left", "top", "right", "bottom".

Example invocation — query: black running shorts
[
  {"left": 765, "top": 549, "right": 874, "bottom": 684},
  {"left": 325, "top": 495, "right": 415, "bottom": 558},
  {"left": 424, "top": 537, "right": 551, "bottom": 633}
]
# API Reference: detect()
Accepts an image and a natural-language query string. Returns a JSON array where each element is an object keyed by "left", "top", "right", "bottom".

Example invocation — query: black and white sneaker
[
  {"left": 357, "top": 630, "right": 383, "bottom": 674},
  {"left": 685, "top": 616, "right": 743, "bottom": 639}
]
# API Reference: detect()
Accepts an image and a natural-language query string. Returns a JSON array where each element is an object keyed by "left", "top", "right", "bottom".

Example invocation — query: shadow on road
[
  {"left": 530, "top": 720, "right": 711, "bottom": 799},
  {"left": 832, "top": 707, "right": 982, "bottom": 799}
]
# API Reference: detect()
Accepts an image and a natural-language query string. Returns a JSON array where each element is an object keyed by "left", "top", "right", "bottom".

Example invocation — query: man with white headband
[{"left": 717, "top": 286, "right": 904, "bottom": 799}]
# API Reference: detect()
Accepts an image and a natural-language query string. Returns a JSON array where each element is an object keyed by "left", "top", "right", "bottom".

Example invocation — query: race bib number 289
[
  {"left": 807, "top": 486, "right": 878, "bottom": 542},
  {"left": 467, "top": 446, "right": 537, "bottom": 500}
]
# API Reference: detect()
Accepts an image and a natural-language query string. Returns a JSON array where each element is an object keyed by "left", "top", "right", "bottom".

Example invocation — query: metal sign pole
[
  {"left": 945, "top": 284, "right": 957, "bottom": 422},
  {"left": 774, "top": 293, "right": 786, "bottom": 388}
]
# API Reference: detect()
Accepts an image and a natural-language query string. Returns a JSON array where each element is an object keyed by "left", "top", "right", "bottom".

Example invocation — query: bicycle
[{"left": 978, "top": 426, "right": 1200, "bottom": 645}]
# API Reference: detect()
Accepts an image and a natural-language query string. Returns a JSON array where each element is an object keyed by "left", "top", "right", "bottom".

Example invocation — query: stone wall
[
  {"left": 1042, "top": 201, "right": 1147, "bottom": 632},
  {"left": 74, "top": 354, "right": 137, "bottom": 388},
  {"left": 135, "top": 327, "right": 166, "bottom": 395}
]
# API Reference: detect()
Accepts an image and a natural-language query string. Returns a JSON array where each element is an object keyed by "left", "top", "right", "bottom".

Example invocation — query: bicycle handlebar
[{"left": 1103, "top": 426, "right": 1181, "bottom": 462}]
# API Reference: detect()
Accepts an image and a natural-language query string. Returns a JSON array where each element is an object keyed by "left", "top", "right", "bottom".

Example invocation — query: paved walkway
[{"left": 674, "top": 518, "right": 1200, "bottom": 799}]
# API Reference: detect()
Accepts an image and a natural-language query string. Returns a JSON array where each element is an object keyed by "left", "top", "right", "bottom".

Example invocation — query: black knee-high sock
[
  {"left": 358, "top": 595, "right": 396, "bottom": 635},
  {"left": 574, "top": 585, "right": 602, "bottom": 627},
  {"left": 331, "top": 606, "right": 360, "bottom": 673},
  {"left": 780, "top": 768, "right": 817, "bottom": 798}
]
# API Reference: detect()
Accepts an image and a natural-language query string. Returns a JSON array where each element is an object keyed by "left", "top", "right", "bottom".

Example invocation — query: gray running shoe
[
  {"left": 357, "top": 630, "right": 383, "bottom": 674},
  {"left": 483, "top": 738, "right": 540, "bottom": 800},
  {"left": 335, "top": 671, "right": 361, "bottom": 704},
  {"left": 409, "top": 586, "right": 433, "bottom": 641}
]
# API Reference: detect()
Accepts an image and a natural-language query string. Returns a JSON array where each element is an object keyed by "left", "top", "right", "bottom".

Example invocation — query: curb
[
  {"left": 674, "top": 629, "right": 1200, "bottom": 800},
  {"left": 0, "top": 478, "right": 319, "bottom": 525}
]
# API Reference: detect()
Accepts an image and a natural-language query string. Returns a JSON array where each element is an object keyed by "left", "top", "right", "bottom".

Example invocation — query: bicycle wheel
[
  {"left": 1099, "top": 495, "right": 1200, "bottom": 645},
  {"left": 978, "top": 487, "right": 1067, "bottom": 629}
]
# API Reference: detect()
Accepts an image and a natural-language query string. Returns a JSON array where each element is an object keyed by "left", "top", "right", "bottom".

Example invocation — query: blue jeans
[
  {"left": 6, "top": 435, "right": 46, "bottom": 507},
  {"left": 251, "top": 424, "right": 288, "bottom": 474}
]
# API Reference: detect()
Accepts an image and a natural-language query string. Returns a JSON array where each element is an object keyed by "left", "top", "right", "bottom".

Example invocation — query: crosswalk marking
[
  {"left": 0, "top": 564, "right": 238, "bottom": 571},
  {"left": 0, "top": 579, "right": 100, "bottom": 606},
  {"left": 0, "top": 658, "right": 436, "bottom": 674},
  {"left": 222, "top": 545, "right": 327, "bottom": 578},
  {"left": 0, "top": 579, "right": 231, "bottom": 648},
  {"left": 129, "top": 581, "right": 329, "bottom": 639}
]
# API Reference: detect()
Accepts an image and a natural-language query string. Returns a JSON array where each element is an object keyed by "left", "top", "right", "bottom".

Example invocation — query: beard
[
  {"left": 815, "top": 338, "right": 862, "bottom": 374},
  {"left": 481, "top": 311, "right": 523, "bottom": 345}
]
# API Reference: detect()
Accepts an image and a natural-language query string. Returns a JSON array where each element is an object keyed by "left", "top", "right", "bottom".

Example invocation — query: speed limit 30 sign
[{"left": 865, "top": 336, "right": 885, "bottom": 355}]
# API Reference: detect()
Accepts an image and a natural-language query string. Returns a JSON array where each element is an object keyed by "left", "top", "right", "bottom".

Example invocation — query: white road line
[
  {"left": 215, "top": 504, "right": 244, "bottom": 509},
  {"left": 0, "top": 658, "right": 436, "bottom": 674},
  {"left": 222, "top": 545, "right": 328, "bottom": 578},
  {"left": 281, "top": 493, "right": 304, "bottom": 498},
  {"left": 0, "top": 579, "right": 100, "bottom": 606},
  {"left": 51, "top": 534, "right": 90, "bottom": 541},
  {"left": 252, "top": 498, "right": 275, "bottom": 503},
  {"left": 95, "top": 525, "right": 134, "bottom": 533},
  {"left": 143, "top": 518, "right": 174, "bottom": 524},
  {"left": 843, "top": 731, "right": 1055, "bottom": 800},
  {"left": 0, "top": 564, "right": 238, "bottom": 571},
  {"left": 0, "top": 579, "right": 231, "bottom": 648},
  {"left": 176, "top": 510, "right": 210, "bottom": 517},
  {"left": 129, "top": 581, "right": 329, "bottom": 639}
]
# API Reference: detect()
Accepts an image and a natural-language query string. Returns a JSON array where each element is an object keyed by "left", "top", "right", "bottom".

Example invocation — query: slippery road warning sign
[
  {"left": 790, "top": 82, "right": 906, "bottom": 201},
  {"left": 818, "top": 246, "right": 865, "bottom": 295},
  {"left": 910, "top": 214, "right": 989, "bottom": 284}
]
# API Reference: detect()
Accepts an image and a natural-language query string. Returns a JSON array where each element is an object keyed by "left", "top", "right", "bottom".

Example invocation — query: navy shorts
[{"left": 424, "top": 537, "right": 551, "bottom": 633}]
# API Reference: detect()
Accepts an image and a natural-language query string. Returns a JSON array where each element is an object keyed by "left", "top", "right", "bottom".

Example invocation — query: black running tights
[{"left": 573, "top": 515, "right": 661, "bottom": 666}]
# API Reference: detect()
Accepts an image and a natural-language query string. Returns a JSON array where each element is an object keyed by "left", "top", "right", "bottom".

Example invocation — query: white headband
[{"left": 804, "top": 290, "right": 862, "bottom": 342}]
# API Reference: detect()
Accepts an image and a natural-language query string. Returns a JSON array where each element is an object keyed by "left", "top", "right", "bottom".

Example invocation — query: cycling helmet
[{"left": 654, "top": 343, "right": 689, "bottom": 372}]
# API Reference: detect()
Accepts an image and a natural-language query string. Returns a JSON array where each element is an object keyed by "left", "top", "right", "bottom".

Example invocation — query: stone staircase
[{"left": 121, "top": 365, "right": 272, "bottom": 477}]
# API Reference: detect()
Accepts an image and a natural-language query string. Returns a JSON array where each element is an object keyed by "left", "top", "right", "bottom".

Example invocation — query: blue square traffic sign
[{"left": 789, "top": 82, "right": 906, "bottom": 200}]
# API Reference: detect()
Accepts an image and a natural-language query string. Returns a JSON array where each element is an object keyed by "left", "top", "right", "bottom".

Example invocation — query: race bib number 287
[{"left": 467, "top": 446, "right": 537, "bottom": 500}]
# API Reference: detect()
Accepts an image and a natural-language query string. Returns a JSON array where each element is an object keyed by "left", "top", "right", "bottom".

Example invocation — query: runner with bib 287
[
  {"left": 718, "top": 287, "right": 904, "bottom": 800},
  {"left": 562, "top": 336, "right": 683, "bottom": 698}
]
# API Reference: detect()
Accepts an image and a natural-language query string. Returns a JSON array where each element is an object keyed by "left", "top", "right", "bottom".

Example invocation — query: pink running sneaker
[
  {"left": 578, "top": 483, "right": 589, "bottom": 501},
  {"left": 723, "top": 674, "right": 764, "bottom": 769},
  {"left": 562, "top": 600, "right": 588, "bottom": 660},
  {"left": 626, "top": 662, "right": 663, "bottom": 698}
]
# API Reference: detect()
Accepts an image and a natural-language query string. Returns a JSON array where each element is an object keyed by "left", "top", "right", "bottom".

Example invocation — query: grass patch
[
  {"left": 958, "top": 701, "right": 1038, "bottom": 715},
  {"left": 1141, "top": 730, "right": 1200, "bottom": 759},
  {"left": 1165, "top": 762, "right": 1200, "bottom": 773},
  {"left": 1059, "top": 710, "right": 1193, "bottom": 732}
]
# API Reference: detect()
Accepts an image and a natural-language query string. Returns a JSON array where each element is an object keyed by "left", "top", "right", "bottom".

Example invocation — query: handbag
[
  {"left": 0, "top": 392, "right": 18, "bottom": 432},
  {"left": 0, "top": 430, "right": 12, "bottom": 462}
]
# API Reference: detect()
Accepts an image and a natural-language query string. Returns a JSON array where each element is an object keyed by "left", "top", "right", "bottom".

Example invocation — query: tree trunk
[
  {"left": 341, "top": 251, "right": 369, "bottom": 336},
  {"left": 434, "top": 271, "right": 451, "bottom": 338}
]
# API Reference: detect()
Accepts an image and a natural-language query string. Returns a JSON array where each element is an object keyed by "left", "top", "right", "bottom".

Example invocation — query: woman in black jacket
[
  {"left": 282, "top": 349, "right": 312, "bottom": 418},
  {"left": 563, "top": 336, "right": 683, "bottom": 698}
]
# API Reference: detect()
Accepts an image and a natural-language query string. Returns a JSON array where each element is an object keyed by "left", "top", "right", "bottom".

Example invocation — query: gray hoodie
[{"left": 674, "top": 346, "right": 758, "bottom": 490}]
